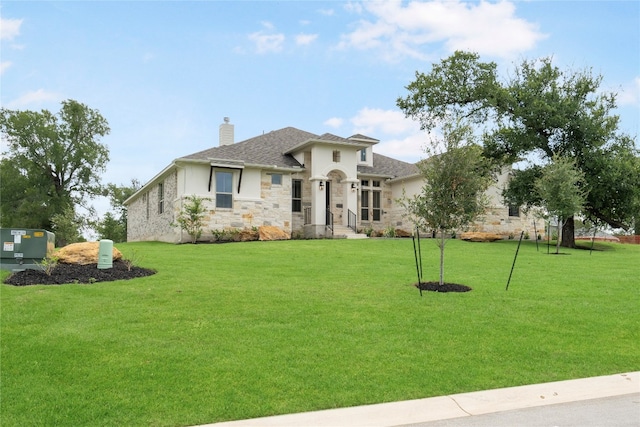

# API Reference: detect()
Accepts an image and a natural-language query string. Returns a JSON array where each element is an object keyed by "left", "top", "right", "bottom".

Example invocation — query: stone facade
[
  {"left": 125, "top": 127, "right": 534, "bottom": 243},
  {"left": 127, "top": 171, "right": 178, "bottom": 242}
]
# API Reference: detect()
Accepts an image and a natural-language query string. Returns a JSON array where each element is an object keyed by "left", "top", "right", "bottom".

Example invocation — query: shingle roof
[
  {"left": 179, "top": 126, "right": 418, "bottom": 178},
  {"left": 179, "top": 127, "right": 316, "bottom": 168},
  {"left": 359, "top": 153, "right": 419, "bottom": 179},
  {"left": 317, "top": 132, "right": 350, "bottom": 142},
  {"left": 349, "top": 133, "right": 379, "bottom": 142}
]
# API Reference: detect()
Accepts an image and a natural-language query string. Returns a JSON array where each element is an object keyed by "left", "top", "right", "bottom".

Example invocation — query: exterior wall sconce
[
  {"left": 319, "top": 181, "right": 324, "bottom": 190},
  {"left": 351, "top": 183, "right": 356, "bottom": 191}
]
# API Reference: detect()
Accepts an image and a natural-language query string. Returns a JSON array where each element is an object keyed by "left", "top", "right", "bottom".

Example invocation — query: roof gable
[{"left": 179, "top": 126, "right": 416, "bottom": 178}]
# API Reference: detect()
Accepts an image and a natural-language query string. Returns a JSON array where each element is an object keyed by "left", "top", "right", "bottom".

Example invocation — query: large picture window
[
  {"left": 216, "top": 171, "right": 233, "bottom": 208},
  {"left": 372, "top": 191, "right": 381, "bottom": 221},
  {"left": 292, "top": 179, "right": 302, "bottom": 212},
  {"left": 361, "top": 189, "right": 369, "bottom": 221}
]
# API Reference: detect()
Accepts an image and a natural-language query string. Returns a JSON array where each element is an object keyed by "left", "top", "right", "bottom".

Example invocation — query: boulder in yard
[
  {"left": 56, "top": 242, "right": 123, "bottom": 265},
  {"left": 258, "top": 226, "right": 290, "bottom": 241},
  {"left": 459, "top": 232, "right": 504, "bottom": 242},
  {"left": 395, "top": 229, "right": 412, "bottom": 237}
]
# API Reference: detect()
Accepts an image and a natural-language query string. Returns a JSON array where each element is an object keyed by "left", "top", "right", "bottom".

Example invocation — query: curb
[{"left": 200, "top": 371, "right": 639, "bottom": 427}]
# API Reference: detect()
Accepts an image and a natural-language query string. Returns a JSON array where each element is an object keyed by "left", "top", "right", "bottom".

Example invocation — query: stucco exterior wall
[
  {"left": 387, "top": 176, "right": 422, "bottom": 232},
  {"left": 383, "top": 170, "right": 543, "bottom": 239}
]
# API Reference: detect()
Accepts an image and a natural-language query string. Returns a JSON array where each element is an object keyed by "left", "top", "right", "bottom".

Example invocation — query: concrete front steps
[{"left": 332, "top": 225, "right": 368, "bottom": 239}]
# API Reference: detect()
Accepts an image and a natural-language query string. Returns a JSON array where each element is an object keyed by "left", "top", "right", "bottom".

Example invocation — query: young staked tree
[
  {"left": 535, "top": 155, "right": 587, "bottom": 254},
  {"left": 404, "top": 122, "right": 493, "bottom": 287},
  {"left": 174, "top": 195, "right": 210, "bottom": 244},
  {"left": 397, "top": 51, "right": 639, "bottom": 248},
  {"left": 0, "top": 100, "right": 110, "bottom": 231}
]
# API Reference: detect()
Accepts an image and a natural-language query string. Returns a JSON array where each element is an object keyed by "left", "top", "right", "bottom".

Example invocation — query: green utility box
[{"left": 0, "top": 228, "right": 56, "bottom": 272}]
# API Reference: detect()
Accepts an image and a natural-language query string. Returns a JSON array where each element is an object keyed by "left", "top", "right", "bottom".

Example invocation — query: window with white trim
[
  {"left": 292, "top": 179, "right": 302, "bottom": 212},
  {"left": 216, "top": 171, "right": 233, "bottom": 208}
]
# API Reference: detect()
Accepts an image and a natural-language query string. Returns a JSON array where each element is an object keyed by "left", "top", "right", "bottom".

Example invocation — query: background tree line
[
  {"left": 2, "top": 52, "right": 639, "bottom": 249},
  {"left": 1, "top": 100, "right": 139, "bottom": 245}
]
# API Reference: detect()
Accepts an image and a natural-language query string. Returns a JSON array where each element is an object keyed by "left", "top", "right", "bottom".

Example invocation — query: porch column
[
  {"left": 343, "top": 179, "right": 359, "bottom": 227},
  {"left": 310, "top": 177, "right": 327, "bottom": 231}
]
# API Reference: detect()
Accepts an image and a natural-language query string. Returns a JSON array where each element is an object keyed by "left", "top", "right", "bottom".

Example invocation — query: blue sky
[{"left": 2, "top": 1, "right": 639, "bottom": 210}]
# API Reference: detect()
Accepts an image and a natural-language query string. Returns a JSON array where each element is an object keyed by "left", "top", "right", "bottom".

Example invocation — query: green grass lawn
[{"left": 1, "top": 238, "right": 638, "bottom": 426}]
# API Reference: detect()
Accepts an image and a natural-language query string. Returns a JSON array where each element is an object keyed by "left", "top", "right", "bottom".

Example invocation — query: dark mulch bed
[
  {"left": 3, "top": 260, "right": 156, "bottom": 286},
  {"left": 415, "top": 282, "right": 472, "bottom": 293}
]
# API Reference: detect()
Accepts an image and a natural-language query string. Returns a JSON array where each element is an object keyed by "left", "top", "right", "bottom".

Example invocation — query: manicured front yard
[{"left": 1, "top": 239, "right": 638, "bottom": 426}]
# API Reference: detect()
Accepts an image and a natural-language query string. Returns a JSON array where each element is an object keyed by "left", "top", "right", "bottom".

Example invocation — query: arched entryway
[{"left": 325, "top": 170, "right": 358, "bottom": 230}]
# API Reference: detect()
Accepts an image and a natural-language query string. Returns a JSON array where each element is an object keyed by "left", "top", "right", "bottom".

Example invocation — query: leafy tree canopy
[
  {"left": 402, "top": 121, "right": 493, "bottom": 286},
  {"left": 398, "top": 51, "right": 640, "bottom": 246},
  {"left": 0, "top": 100, "right": 110, "bottom": 230}
]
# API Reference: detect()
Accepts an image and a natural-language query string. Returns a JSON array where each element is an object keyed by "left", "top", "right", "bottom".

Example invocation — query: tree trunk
[
  {"left": 439, "top": 230, "right": 446, "bottom": 287},
  {"left": 561, "top": 215, "right": 576, "bottom": 248}
]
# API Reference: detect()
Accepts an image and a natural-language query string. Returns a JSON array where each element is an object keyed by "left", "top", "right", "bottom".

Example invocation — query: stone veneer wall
[
  {"left": 198, "top": 171, "right": 294, "bottom": 241},
  {"left": 290, "top": 168, "right": 311, "bottom": 237},
  {"left": 127, "top": 171, "right": 178, "bottom": 242},
  {"left": 383, "top": 198, "right": 545, "bottom": 239},
  {"left": 473, "top": 207, "right": 545, "bottom": 238}
]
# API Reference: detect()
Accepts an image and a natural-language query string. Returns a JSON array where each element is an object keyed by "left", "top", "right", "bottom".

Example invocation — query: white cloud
[
  {"left": 337, "top": 0, "right": 546, "bottom": 62},
  {"left": 249, "top": 32, "right": 285, "bottom": 54},
  {"left": 351, "top": 107, "right": 419, "bottom": 135},
  {"left": 375, "top": 133, "right": 428, "bottom": 163},
  {"left": 617, "top": 77, "right": 640, "bottom": 107},
  {"left": 248, "top": 22, "right": 285, "bottom": 54},
  {"left": 343, "top": 2, "right": 362, "bottom": 15},
  {"left": 6, "top": 89, "right": 62, "bottom": 109},
  {"left": 295, "top": 33, "right": 318, "bottom": 46},
  {"left": 349, "top": 107, "right": 427, "bottom": 162},
  {"left": 324, "top": 117, "right": 344, "bottom": 128},
  {"left": 1, "top": 61, "right": 12, "bottom": 74},
  {"left": 318, "top": 8, "right": 335, "bottom": 16},
  {"left": 0, "top": 17, "right": 22, "bottom": 41},
  {"left": 261, "top": 21, "right": 276, "bottom": 31}
]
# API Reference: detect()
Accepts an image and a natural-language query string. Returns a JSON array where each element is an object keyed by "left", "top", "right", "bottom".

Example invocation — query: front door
[{"left": 325, "top": 181, "right": 331, "bottom": 226}]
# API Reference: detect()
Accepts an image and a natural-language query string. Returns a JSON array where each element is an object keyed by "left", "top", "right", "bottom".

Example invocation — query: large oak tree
[
  {"left": 397, "top": 51, "right": 639, "bottom": 247},
  {"left": 1, "top": 100, "right": 110, "bottom": 232}
]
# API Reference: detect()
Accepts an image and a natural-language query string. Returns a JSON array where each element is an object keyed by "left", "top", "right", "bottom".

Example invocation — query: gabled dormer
[{"left": 349, "top": 134, "right": 379, "bottom": 168}]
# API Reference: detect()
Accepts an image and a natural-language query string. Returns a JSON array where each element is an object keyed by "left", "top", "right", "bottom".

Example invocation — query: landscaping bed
[{"left": 3, "top": 260, "right": 155, "bottom": 286}]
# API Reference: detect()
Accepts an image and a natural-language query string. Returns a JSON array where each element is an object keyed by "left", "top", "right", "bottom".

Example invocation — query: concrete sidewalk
[{"left": 200, "top": 371, "right": 639, "bottom": 427}]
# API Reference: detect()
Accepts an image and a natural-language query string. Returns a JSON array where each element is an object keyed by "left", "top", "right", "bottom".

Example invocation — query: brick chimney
[{"left": 219, "top": 117, "right": 234, "bottom": 146}]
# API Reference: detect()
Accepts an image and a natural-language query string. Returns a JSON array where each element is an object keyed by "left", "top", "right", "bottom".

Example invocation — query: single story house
[{"left": 125, "top": 119, "right": 536, "bottom": 243}]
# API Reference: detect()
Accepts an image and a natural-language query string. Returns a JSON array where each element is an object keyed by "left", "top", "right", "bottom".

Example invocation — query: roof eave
[
  {"left": 124, "top": 162, "right": 177, "bottom": 205},
  {"left": 285, "top": 138, "right": 369, "bottom": 154},
  {"left": 387, "top": 173, "right": 422, "bottom": 183}
]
